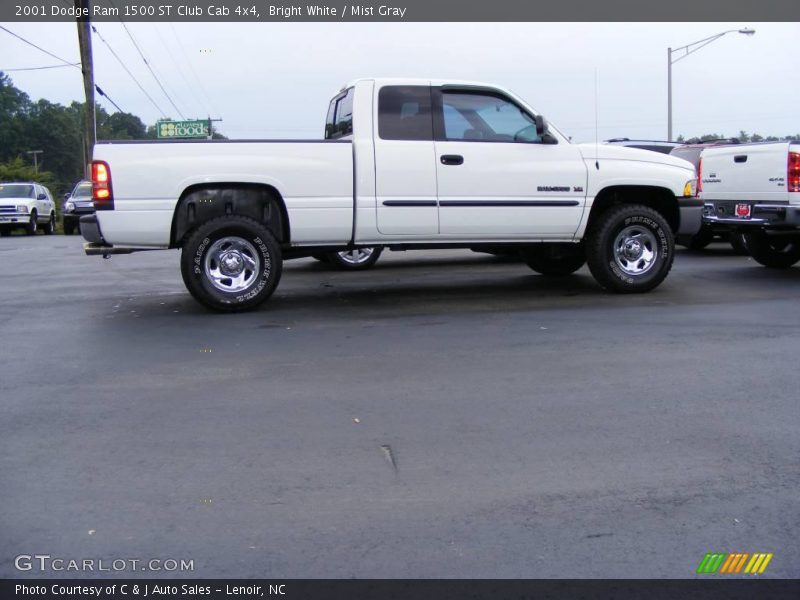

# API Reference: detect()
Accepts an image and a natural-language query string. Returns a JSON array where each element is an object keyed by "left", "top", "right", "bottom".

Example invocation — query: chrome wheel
[
  {"left": 337, "top": 247, "right": 376, "bottom": 265},
  {"left": 613, "top": 225, "right": 658, "bottom": 276},
  {"left": 203, "top": 236, "right": 260, "bottom": 293}
]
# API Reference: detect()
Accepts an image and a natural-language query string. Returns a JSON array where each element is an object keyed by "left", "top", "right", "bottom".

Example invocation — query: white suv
[{"left": 0, "top": 182, "right": 56, "bottom": 236}]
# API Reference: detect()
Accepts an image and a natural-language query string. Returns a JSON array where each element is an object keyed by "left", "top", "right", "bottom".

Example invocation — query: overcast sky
[{"left": 1, "top": 22, "right": 797, "bottom": 142}]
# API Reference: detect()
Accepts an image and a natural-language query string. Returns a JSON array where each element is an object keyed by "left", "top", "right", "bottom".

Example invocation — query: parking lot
[{"left": 1, "top": 235, "right": 798, "bottom": 578}]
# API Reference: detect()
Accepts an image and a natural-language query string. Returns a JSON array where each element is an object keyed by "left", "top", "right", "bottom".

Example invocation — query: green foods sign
[{"left": 157, "top": 120, "right": 210, "bottom": 139}]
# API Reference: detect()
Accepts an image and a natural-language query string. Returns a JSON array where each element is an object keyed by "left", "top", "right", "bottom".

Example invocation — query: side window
[
  {"left": 378, "top": 86, "right": 433, "bottom": 141},
  {"left": 441, "top": 91, "right": 541, "bottom": 143},
  {"left": 325, "top": 87, "right": 354, "bottom": 139}
]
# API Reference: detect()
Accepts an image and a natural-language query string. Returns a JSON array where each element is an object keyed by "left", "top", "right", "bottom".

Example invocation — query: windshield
[
  {"left": 0, "top": 184, "right": 34, "bottom": 199},
  {"left": 72, "top": 183, "right": 92, "bottom": 198}
]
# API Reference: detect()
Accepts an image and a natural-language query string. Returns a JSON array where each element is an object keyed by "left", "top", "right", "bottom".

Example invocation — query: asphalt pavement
[{"left": 1, "top": 235, "right": 798, "bottom": 578}]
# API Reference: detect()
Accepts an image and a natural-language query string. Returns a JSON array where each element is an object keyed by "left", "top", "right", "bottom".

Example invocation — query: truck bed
[{"left": 93, "top": 139, "right": 354, "bottom": 247}]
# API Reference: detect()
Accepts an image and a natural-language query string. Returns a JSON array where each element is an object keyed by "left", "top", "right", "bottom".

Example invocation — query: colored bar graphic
[
  {"left": 697, "top": 553, "right": 726, "bottom": 574},
  {"left": 699, "top": 552, "right": 773, "bottom": 574}
]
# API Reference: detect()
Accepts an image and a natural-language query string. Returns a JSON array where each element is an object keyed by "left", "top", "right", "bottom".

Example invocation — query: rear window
[{"left": 325, "top": 88, "right": 355, "bottom": 139}]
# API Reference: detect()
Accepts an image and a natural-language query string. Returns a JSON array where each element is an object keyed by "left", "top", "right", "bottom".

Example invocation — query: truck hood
[{"left": 577, "top": 143, "right": 695, "bottom": 173}]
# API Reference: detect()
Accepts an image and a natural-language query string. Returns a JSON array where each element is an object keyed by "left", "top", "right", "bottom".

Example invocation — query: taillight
[
  {"left": 696, "top": 157, "right": 703, "bottom": 196},
  {"left": 91, "top": 160, "right": 114, "bottom": 210},
  {"left": 789, "top": 151, "right": 800, "bottom": 193}
]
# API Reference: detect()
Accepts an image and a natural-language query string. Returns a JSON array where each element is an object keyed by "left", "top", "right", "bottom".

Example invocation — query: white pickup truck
[
  {"left": 700, "top": 141, "right": 800, "bottom": 267},
  {"left": 81, "top": 78, "right": 700, "bottom": 311}
]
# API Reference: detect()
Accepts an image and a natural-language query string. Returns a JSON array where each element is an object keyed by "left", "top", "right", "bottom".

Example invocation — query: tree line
[{"left": 677, "top": 132, "right": 800, "bottom": 144}]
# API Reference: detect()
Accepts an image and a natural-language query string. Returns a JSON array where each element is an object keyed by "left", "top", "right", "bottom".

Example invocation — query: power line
[
  {"left": 94, "top": 84, "right": 123, "bottom": 113},
  {"left": 91, "top": 24, "right": 167, "bottom": 118},
  {"left": 152, "top": 23, "right": 195, "bottom": 114},
  {"left": 106, "top": 1, "right": 186, "bottom": 119},
  {"left": 1, "top": 63, "right": 80, "bottom": 72},
  {"left": 168, "top": 23, "right": 219, "bottom": 116},
  {"left": 1, "top": 24, "right": 125, "bottom": 115},
  {"left": 0, "top": 25, "right": 80, "bottom": 70}
]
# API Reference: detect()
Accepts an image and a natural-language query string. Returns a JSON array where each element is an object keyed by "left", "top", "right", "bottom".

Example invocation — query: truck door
[
  {"left": 374, "top": 85, "right": 439, "bottom": 235},
  {"left": 433, "top": 88, "right": 587, "bottom": 237}
]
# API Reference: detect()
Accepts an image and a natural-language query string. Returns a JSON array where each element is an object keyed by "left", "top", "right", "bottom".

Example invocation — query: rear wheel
[
  {"left": 43, "top": 212, "right": 55, "bottom": 235},
  {"left": 520, "top": 244, "right": 586, "bottom": 275},
  {"left": 25, "top": 211, "right": 38, "bottom": 235},
  {"left": 326, "top": 247, "right": 383, "bottom": 270},
  {"left": 743, "top": 233, "right": 800, "bottom": 269},
  {"left": 586, "top": 204, "right": 674, "bottom": 293},
  {"left": 180, "top": 216, "right": 283, "bottom": 312}
]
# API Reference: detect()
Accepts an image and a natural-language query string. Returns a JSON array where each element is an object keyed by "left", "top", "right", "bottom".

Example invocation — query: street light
[{"left": 667, "top": 27, "right": 755, "bottom": 141}]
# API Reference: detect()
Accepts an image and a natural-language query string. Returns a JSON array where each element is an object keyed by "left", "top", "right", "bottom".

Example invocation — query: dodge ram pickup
[
  {"left": 81, "top": 78, "right": 700, "bottom": 311},
  {"left": 700, "top": 141, "right": 800, "bottom": 268}
]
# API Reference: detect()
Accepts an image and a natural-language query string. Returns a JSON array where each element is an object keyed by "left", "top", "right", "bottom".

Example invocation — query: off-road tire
[
  {"left": 180, "top": 215, "right": 282, "bottom": 312},
  {"left": 586, "top": 204, "right": 674, "bottom": 293},
  {"left": 743, "top": 233, "right": 800, "bottom": 269}
]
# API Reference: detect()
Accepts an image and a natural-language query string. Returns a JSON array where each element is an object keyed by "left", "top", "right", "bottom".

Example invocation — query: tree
[
  {"left": 0, "top": 157, "right": 56, "bottom": 189},
  {"left": 0, "top": 72, "right": 154, "bottom": 195}
]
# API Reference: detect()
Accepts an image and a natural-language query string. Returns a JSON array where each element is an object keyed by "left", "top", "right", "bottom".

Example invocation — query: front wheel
[
  {"left": 520, "top": 244, "right": 586, "bottom": 275},
  {"left": 742, "top": 233, "right": 800, "bottom": 269},
  {"left": 180, "top": 216, "right": 283, "bottom": 312},
  {"left": 26, "top": 211, "right": 38, "bottom": 235},
  {"left": 586, "top": 205, "right": 674, "bottom": 293},
  {"left": 43, "top": 212, "right": 55, "bottom": 235},
  {"left": 326, "top": 247, "right": 383, "bottom": 270}
]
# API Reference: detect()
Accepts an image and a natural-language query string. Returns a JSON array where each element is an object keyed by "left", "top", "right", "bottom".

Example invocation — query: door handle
[
  {"left": 440, "top": 154, "right": 464, "bottom": 166},
  {"left": 734, "top": 155, "right": 748, "bottom": 163}
]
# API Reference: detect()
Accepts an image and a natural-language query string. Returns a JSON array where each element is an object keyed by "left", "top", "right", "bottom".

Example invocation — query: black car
[{"left": 62, "top": 180, "right": 94, "bottom": 235}]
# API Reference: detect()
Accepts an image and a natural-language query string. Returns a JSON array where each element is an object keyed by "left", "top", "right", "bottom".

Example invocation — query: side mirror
[
  {"left": 64, "top": 193, "right": 71, "bottom": 200},
  {"left": 37, "top": 193, "right": 47, "bottom": 200},
  {"left": 534, "top": 115, "right": 547, "bottom": 136}
]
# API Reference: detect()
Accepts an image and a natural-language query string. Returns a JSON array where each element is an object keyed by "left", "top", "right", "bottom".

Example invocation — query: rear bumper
[{"left": 702, "top": 201, "right": 800, "bottom": 229}]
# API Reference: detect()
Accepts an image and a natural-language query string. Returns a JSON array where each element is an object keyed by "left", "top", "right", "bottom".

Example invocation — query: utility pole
[
  {"left": 207, "top": 116, "right": 223, "bottom": 140},
  {"left": 26, "top": 150, "right": 44, "bottom": 172},
  {"left": 75, "top": 0, "right": 95, "bottom": 177}
]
